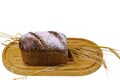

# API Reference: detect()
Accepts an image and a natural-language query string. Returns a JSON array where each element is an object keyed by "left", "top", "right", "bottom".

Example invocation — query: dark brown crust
[
  {"left": 19, "top": 31, "right": 68, "bottom": 66},
  {"left": 20, "top": 50, "right": 68, "bottom": 66},
  {"left": 19, "top": 38, "right": 23, "bottom": 49}
]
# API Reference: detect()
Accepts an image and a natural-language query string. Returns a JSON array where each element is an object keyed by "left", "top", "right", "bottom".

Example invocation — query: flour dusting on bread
[{"left": 19, "top": 31, "right": 67, "bottom": 51}]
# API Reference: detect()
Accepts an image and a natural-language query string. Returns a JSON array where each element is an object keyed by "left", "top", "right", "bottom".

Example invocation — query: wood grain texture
[{"left": 2, "top": 38, "right": 103, "bottom": 76}]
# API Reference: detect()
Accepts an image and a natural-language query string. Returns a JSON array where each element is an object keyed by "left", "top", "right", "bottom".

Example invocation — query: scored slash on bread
[{"left": 19, "top": 31, "right": 68, "bottom": 66}]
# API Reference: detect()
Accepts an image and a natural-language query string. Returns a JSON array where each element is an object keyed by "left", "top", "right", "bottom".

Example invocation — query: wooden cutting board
[{"left": 2, "top": 38, "right": 103, "bottom": 76}]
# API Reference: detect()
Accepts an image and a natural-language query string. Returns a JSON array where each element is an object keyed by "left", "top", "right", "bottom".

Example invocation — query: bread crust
[
  {"left": 19, "top": 31, "right": 68, "bottom": 66},
  {"left": 20, "top": 50, "right": 68, "bottom": 66}
]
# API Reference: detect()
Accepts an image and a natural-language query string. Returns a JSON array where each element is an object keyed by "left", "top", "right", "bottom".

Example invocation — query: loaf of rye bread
[{"left": 19, "top": 31, "right": 68, "bottom": 66}]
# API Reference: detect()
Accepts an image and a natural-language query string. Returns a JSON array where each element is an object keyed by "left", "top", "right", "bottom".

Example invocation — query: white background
[{"left": 0, "top": 0, "right": 120, "bottom": 80}]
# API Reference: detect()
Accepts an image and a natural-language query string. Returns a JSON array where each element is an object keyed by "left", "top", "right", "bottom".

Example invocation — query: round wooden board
[{"left": 2, "top": 38, "right": 103, "bottom": 76}]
